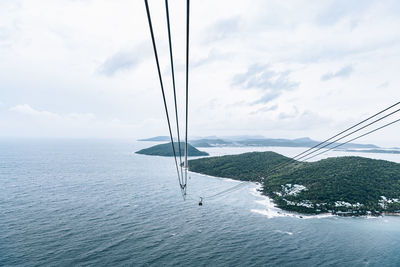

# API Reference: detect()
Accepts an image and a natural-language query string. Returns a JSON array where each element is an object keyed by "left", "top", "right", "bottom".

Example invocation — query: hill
[
  {"left": 136, "top": 142, "right": 209, "bottom": 157},
  {"left": 189, "top": 152, "right": 400, "bottom": 215}
]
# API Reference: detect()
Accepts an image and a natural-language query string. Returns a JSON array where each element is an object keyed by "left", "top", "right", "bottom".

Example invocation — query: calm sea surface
[{"left": 1, "top": 139, "right": 400, "bottom": 266}]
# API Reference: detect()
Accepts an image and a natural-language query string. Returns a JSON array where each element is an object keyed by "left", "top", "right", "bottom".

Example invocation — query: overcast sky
[{"left": 1, "top": 0, "right": 399, "bottom": 146}]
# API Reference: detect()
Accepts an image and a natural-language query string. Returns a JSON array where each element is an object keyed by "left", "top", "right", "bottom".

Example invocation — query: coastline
[
  {"left": 189, "top": 170, "right": 334, "bottom": 219},
  {"left": 250, "top": 184, "right": 400, "bottom": 218},
  {"left": 382, "top": 212, "right": 400, "bottom": 216},
  {"left": 190, "top": 170, "right": 400, "bottom": 218},
  {"left": 189, "top": 170, "right": 248, "bottom": 184},
  {"left": 250, "top": 183, "right": 334, "bottom": 219}
]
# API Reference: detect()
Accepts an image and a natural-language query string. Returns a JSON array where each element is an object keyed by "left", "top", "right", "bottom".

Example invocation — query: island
[
  {"left": 140, "top": 135, "right": 379, "bottom": 150},
  {"left": 136, "top": 142, "right": 209, "bottom": 157},
  {"left": 189, "top": 151, "right": 400, "bottom": 216}
]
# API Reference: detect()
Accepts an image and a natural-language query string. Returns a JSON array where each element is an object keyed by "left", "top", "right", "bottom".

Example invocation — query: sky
[{"left": 1, "top": 0, "right": 399, "bottom": 147}]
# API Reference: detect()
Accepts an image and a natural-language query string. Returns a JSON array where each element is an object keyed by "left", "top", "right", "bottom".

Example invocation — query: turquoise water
[{"left": 1, "top": 140, "right": 400, "bottom": 266}]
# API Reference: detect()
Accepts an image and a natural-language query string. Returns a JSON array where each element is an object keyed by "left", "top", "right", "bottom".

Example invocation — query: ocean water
[{"left": 1, "top": 139, "right": 400, "bottom": 266}]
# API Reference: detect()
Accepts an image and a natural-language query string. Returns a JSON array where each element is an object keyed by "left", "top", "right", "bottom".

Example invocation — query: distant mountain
[
  {"left": 136, "top": 142, "right": 209, "bottom": 157},
  {"left": 189, "top": 151, "right": 400, "bottom": 216},
  {"left": 138, "top": 136, "right": 379, "bottom": 150},
  {"left": 340, "top": 149, "right": 400, "bottom": 154},
  {"left": 190, "top": 139, "right": 232, "bottom": 147},
  {"left": 220, "top": 135, "right": 267, "bottom": 141},
  {"left": 191, "top": 137, "right": 377, "bottom": 149},
  {"left": 137, "top": 136, "right": 171, "bottom": 141},
  {"left": 339, "top": 143, "right": 379, "bottom": 149},
  {"left": 234, "top": 138, "right": 319, "bottom": 148}
]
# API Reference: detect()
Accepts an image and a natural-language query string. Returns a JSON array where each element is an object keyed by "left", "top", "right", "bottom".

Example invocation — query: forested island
[
  {"left": 189, "top": 152, "right": 400, "bottom": 216},
  {"left": 136, "top": 142, "right": 209, "bottom": 157}
]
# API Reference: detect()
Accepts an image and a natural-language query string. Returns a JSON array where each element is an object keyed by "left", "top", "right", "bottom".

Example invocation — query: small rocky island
[
  {"left": 136, "top": 142, "right": 209, "bottom": 157},
  {"left": 189, "top": 151, "right": 400, "bottom": 216}
]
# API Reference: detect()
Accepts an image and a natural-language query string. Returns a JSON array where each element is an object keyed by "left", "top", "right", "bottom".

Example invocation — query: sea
[{"left": 1, "top": 139, "right": 400, "bottom": 266}]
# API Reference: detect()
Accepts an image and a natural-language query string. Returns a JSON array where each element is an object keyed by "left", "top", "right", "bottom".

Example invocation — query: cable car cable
[
  {"left": 303, "top": 117, "right": 400, "bottom": 162},
  {"left": 184, "top": 0, "right": 190, "bottom": 188},
  {"left": 144, "top": 0, "right": 184, "bottom": 194},
  {"left": 263, "top": 104, "right": 400, "bottom": 177},
  {"left": 165, "top": 0, "right": 184, "bottom": 182}
]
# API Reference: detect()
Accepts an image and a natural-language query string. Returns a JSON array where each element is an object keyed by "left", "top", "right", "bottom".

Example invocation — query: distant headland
[
  {"left": 136, "top": 142, "right": 209, "bottom": 157},
  {"left": 138, "top": 135, "right": 400, "bottom": 154}
]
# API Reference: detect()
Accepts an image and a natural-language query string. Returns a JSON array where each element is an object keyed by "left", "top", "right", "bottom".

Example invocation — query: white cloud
[
  {"left": 10, "top": 104, "right": 95, "bottom": 121},
  {"left": 97, "top": 43, "right": 152, "bottom": 76},
  {"left": 232, "top": 64, "right": 299, "bottom": 104},
  {"left": 6, "top": 104, "right": 146, "bottom": 138},
  {"left": 0, "top": 0, "right": 399, "bottom": 146},
  {"left": 321, "top": 65, "right": 354, "bottom": 81},
  {"left": 203, "top": 16, "right": 241, "bottom": 42},
  {"left": 10, "top": 104, "right": 59, "bottom": 118}
]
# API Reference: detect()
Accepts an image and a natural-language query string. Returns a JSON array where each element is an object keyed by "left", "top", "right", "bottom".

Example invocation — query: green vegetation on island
[
  {"left": 136, "top": 142, "right": 209, "bottom": 157},
  {"left": 189, "top": 151, "right": 400, "bottom": 216},
  {"left": 189, "top": 151, "right": 290, "bottom": 181}
]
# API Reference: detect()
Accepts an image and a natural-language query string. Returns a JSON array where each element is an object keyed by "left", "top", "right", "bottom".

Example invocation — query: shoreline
[
  {"left": 190, "top": 170, "right": 400, "bottom": 218},
  {"left": 249, "top": 184, "right": 334, "bottom": 219},
  {"left": 190, "top": 170, "right": 334, "bottom": 219},
  {"left": 250, "top": 184, "right": 400, "bottom": 218}
]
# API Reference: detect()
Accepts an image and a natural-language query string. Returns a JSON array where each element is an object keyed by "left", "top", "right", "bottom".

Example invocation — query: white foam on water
[
  {"left": 249, "top": 185, "right": 295, "bottom": 218},
  {"left": 191, "top": 171, "right": 335, "bottom": 219},
  {"left": 190, "top": 171, "right": 243, "bottom": 184},
  {"left": 250, "top": 184, "right": 334, "bottom": 219},
  {"left": 365, "top": 216, "right": 380, "bottom": 219},
  {"left": 274, "top": 230, "right": 293, "bottom": 235}
]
